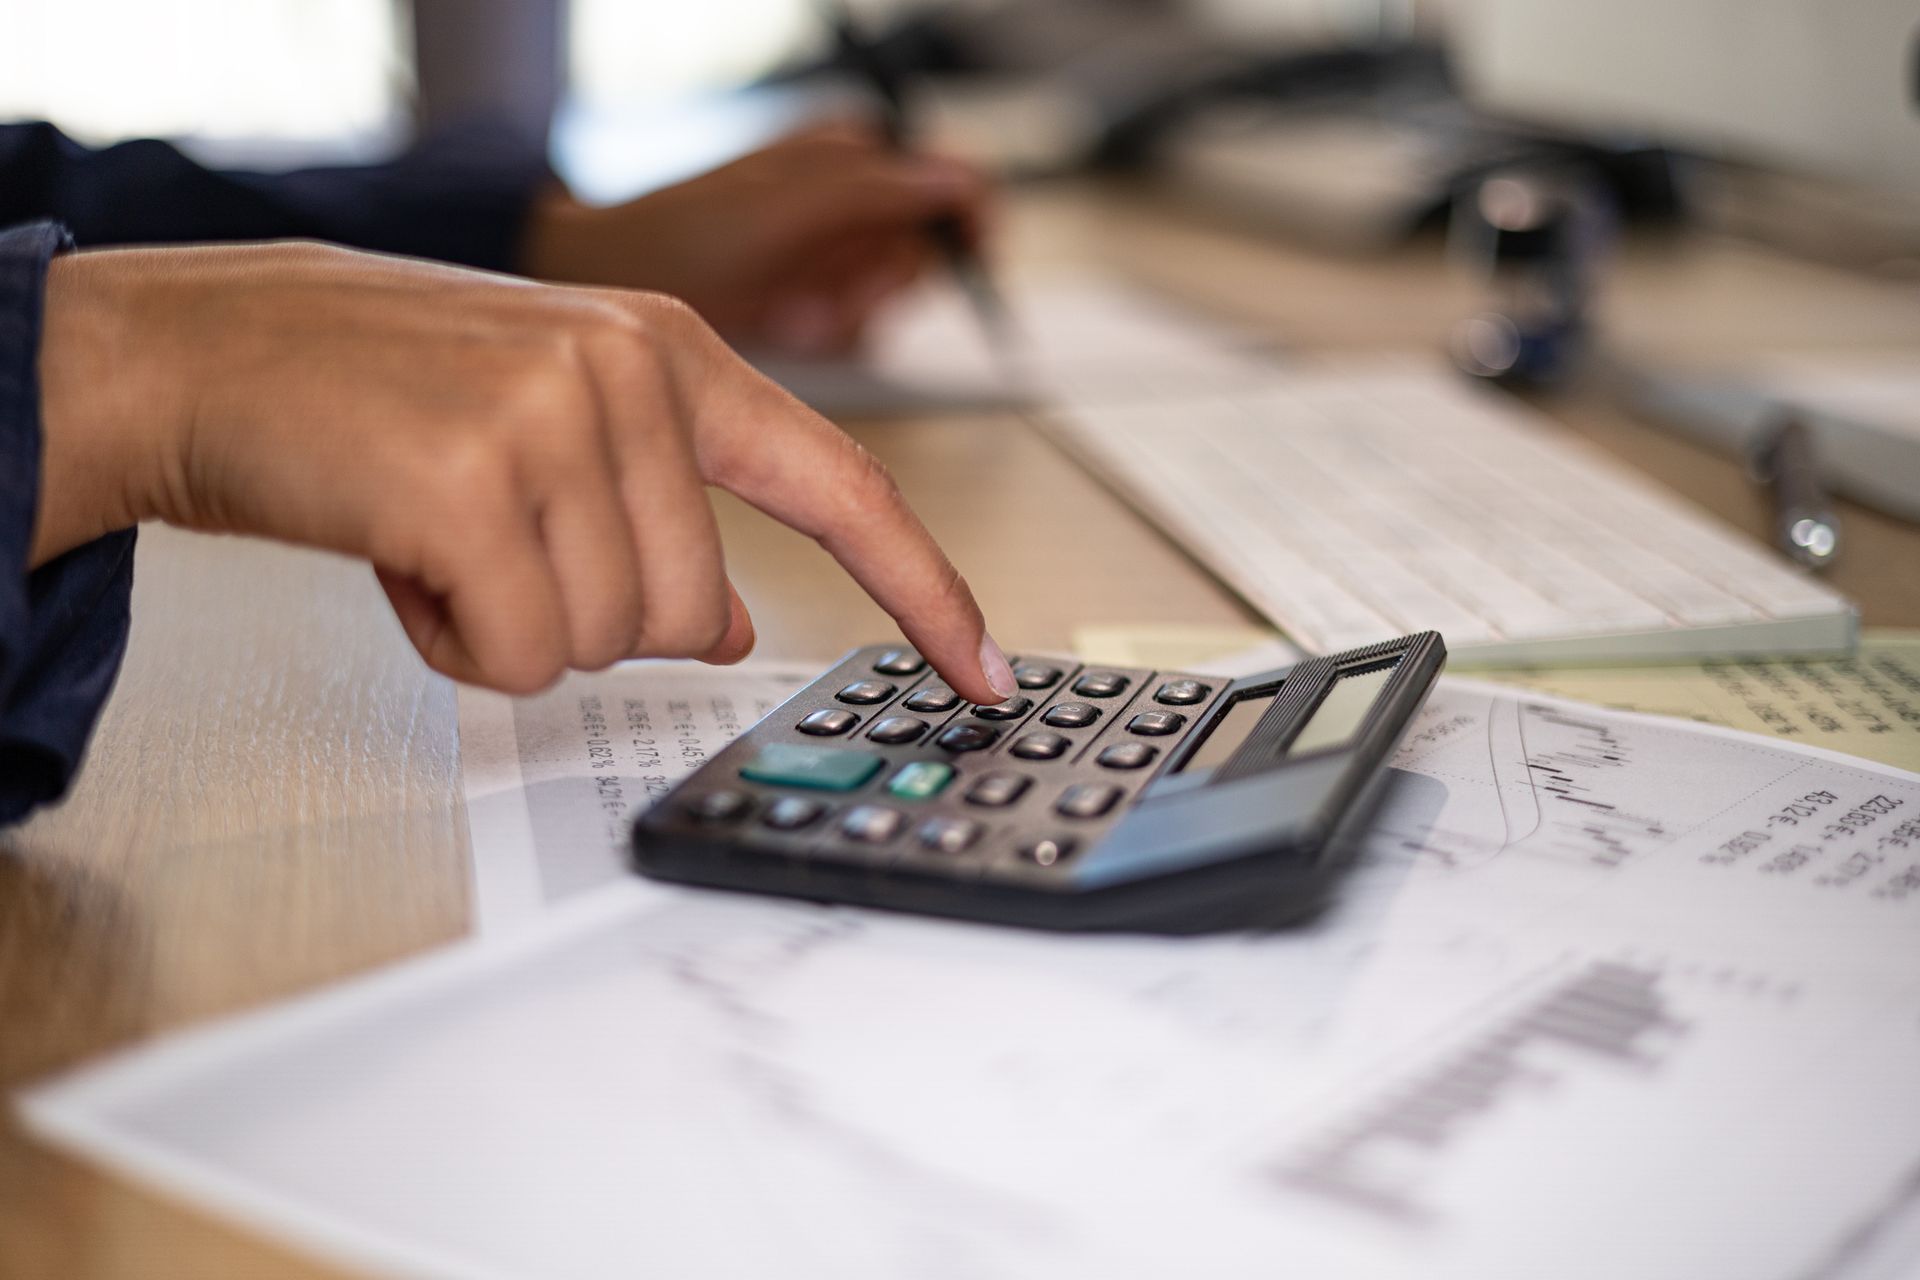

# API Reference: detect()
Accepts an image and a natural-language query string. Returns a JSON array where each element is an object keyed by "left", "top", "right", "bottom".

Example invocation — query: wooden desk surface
[{"left": 5, "top": 184, "right": 1920, "bottom": 1279}]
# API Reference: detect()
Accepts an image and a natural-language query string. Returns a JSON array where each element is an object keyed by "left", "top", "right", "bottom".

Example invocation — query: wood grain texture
[{"left": 3, "top": 182, "right": 1918, "bottom": 1280}]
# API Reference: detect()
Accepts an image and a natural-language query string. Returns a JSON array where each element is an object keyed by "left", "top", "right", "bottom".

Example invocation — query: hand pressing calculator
[{"left": 632, "top": 632, "right": 1444, "bottom": 932}]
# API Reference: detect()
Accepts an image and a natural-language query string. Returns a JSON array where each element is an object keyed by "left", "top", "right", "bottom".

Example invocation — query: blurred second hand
[{"left": 817, "top": 0, "right": 1030, "bottom": 389}]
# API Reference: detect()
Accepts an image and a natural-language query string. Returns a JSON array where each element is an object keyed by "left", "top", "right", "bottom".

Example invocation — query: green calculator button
[
  {"left": 886, "top": 761, "right": 954, "bottom": 800},
  {"left": 741, "top": 743, "right": 883, "bottom": 792}
]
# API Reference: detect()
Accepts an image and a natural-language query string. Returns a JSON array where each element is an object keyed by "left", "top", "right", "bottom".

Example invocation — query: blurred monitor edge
[{"left": 1449, "top": 0, "right": 1920, "bottom": 198}]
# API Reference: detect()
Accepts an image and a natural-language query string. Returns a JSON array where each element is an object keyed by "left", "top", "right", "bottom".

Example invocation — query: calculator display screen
[
  {"left": 1179, "top": 691, "right": 1277, "bottom": 774},
  {"left": 1285, "top": 663, "right": 1396, "bottom": 757},
  {"left": 1178, "top": 660, "right": 1400, "bottom": 777}
]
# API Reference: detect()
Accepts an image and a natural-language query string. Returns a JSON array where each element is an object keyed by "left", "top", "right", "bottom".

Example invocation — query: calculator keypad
[{"left": 660, "top": 646, "right": 1230, "bottom": 891}]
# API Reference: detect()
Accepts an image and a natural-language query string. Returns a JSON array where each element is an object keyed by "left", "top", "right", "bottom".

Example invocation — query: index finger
[{"left": 687, "top": 360, "right": 1016, "bottom": 707}]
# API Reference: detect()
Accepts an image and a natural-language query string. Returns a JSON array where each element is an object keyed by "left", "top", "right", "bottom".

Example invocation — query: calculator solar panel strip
[{"left": 632, "top": 632, "right": 1445, "bottom": 933}]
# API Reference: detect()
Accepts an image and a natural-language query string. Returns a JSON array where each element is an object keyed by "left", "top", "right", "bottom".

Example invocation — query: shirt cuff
[{"left": 0, "top": 220, "right": 138, "bottom": 824}]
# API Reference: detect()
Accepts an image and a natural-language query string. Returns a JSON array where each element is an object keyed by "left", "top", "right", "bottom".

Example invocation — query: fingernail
[{"left": 980, "top": 633, "right": 1017, "bottom": 700}]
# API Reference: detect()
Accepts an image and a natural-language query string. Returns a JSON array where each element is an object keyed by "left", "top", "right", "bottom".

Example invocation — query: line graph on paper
[{"left": 1372, "top": 689, "right": 1770, "bottom": 873}]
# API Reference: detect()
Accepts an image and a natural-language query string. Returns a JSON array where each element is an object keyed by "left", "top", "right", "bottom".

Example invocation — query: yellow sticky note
[{"left": 1072, "top": 623, "right": 1287, "bottom": 672}]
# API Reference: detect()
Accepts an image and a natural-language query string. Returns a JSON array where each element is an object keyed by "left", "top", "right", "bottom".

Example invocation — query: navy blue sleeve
[
  {"left": 0, "top": 220, "right": 136, "bottom": 825},
  {"left": 0, "top": 121, "right": 550, "bottom": 272}
]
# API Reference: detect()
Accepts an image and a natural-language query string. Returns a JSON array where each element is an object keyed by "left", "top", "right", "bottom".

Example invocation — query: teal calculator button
[
  {"left": 886, "top": 760, "right": 954, "bottom": 800},
  {"left": 741, "top": 743, "right": 883, "bottom": 792}
]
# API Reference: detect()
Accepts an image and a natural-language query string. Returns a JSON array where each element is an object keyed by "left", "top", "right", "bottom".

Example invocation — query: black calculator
[{"left": 631, "top": 632, "right": 1445, "bottom": 932}]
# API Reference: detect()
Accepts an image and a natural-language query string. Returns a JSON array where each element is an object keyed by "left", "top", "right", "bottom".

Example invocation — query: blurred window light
[
  {"left": 569, "top": 0, "right": 822, "bottom": 110},
  {"left": 0, "top": 0, "right": 408, "bottom": 145}
]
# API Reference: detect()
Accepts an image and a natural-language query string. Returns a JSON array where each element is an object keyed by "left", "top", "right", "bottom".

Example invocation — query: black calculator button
[
  {"left": 1009, "top": 731, "right": 1070, "bottom": 760},
  {"left": 837, "top": 680, "right": 897, "bottom": 705},
  {"left": 965, "top": 772, "right": 1030, "bottom": 807},
  {"left": 1155, "top": 679, "right": 1211, "bottom": 706},
  {"left": 1014, "top": 663, "right": 1062, "bottom": 690},
  {"left": 1056, "top": 784, "right": 1121, "bottom": 819},
  {"left": 840, "top": 805, "right": 904, "bottom": 843},
  {"left": 936, "top": 724, "right": 1000, "bottom": 752},
  {"left": 1019, "top": 836, "right": 1077, "bottom": 866},
  {"left": 866, "top": 715, "right": 929, "bottom": 745},
  {"left": 1040, "top": 702, "right": 1100, "bottom": 729},
  {"left": 1128, "top": 710, "right": 1187, "bottom": 736},
  {"left": 1097, "top": 742, "right": 1159, "bottom": 770},
  {"left": 873, "top": 649, "right": 925, "bottom": 676},
  {"left": 1072, "top": 671, "right": 1130, "bottom": 699},
  {"left": 903, "top": 686, "right": 960, "bottom": 714},
  {"left": 685, "top": 789, "right": 752, "bottom": 823},
  {"left": 973, "top": 696, "right": 1032, "bottom": 721},
  {"left": 797, "top": 708, "right": 859, "bottom": 736},
  {"left": 917, "top": 817, "right": 982, "bottom": 855},
  {"left": 762, "top": 796, "right": 826, "bottom": 831}
]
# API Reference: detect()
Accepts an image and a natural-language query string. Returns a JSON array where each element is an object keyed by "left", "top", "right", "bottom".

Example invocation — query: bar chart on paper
[{"left": 1275, "top": 959, "right": 1691, "bottom": 1227}]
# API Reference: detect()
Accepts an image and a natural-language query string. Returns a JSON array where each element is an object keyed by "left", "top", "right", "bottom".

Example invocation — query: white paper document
[
  {"left": 758, "top": 275, "right": 1286, "bottom": 416},
  {"left": 20, "top": 684, "right": 1920, "bottom": 1280},
  {"left": 457, "top": 661, "right": 812, "bottom": 931}
]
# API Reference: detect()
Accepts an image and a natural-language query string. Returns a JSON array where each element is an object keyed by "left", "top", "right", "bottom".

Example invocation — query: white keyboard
[{"left": 1046, "top": 364, "right": 1857, "bottom": 665}]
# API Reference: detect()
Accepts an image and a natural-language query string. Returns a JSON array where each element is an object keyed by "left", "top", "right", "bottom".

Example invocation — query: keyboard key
[
  {"left": 685, "top": 790, "right": 751, "bottom": 823},
  {"left": 836, "top": 680, "right": 897, "bottom": 705},
  {"left": 887, "top": 761, "right": 953, "bottom": 800},
  {"left": 840, "top": 805, "right": 903, "bottom": 843},
  {"left": 1010, "top": 732, "right": 1070, "bottom": 760},
  {"left": 762, "top": 796, "right": 826, "bottom": 830},
  {"left": 873, "top": 649, "right": 925, "bottom": 676},
  {"left": 797, "top": 708, "right": 859, "bottom": 737},
  {"left": 966, "top": 772, "right": 1031, "bottom": 807},
  {"left": 1040, "top": 702, "right": 1100, "bottom": 728},
  {"left": 917, "top": 817, "right": 982, "bottom": 855},
  {"left": 1097, "top": 742, "right": 1158, "bottom": 770},
  {"left": 741, "top": 744, "right": 883, "bottom": 792},
  {"left": 1128, "top": 711, "right": 1187, "bottom": 736},
  {"left": 1072, "top": 671, "right": 1130, "bottom": 698},
  {"left": 1154, "top": 680, "right": 1210, "bottom": 706},
  {"left": 866, "top": 715, "right": 928, "bottom": 745},
  {"left": 903, "top": 686, "right": 961, "bottom": 714},
  {"left": 1056, "top": 784, "right": 1121, "bottom": 819},
  {"left": 1014, "top": 663, "right": 1063, "bottom": 689},
  {"left": 973, "top": 696, "right": 1033, "bottom": 721},
  {"left": 1019, "top": 837, "right": 1076, "bottom": 866},
  {"left": 936, "top": 724, "right": 1000, "bottom": 753}
]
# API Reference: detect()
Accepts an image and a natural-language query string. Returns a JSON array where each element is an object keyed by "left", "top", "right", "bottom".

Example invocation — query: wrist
[{"left": 34, "top": 251, "right": 185, "bottom": 567}]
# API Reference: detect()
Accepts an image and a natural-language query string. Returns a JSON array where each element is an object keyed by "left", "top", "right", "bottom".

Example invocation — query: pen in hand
[{"left": 818, "top": 0, "right": 1024, "bottom": 375}]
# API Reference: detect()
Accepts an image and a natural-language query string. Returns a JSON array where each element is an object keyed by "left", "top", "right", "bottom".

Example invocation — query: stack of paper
[{"left": 20, "top": 667, "right": 1920, "bottom": 1280}]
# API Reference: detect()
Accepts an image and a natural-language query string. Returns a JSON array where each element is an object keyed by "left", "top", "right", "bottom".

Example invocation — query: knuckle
[
  {"left": 845, "top": 443, "right": 905, "bottom": 513},
  {"left": 421, "top": 432, "right": 516, "bottom": 511}
]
